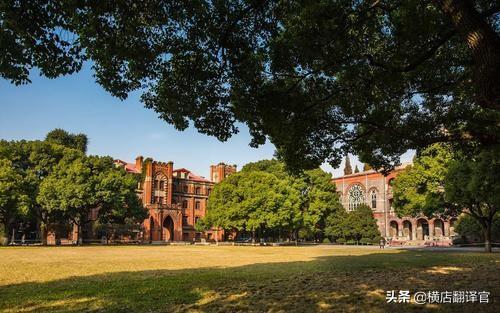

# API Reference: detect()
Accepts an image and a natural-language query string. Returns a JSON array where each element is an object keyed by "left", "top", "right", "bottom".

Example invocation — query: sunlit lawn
[{"left": 0, "top": 245, "right": 498, "bottom": 312}]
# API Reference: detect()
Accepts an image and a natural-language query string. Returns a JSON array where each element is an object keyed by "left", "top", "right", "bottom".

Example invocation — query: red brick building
[
  {"left": 332, "top": 157, "right": 456, "bottom": 245},
  {"left": 115, "top": 157, "right": 236, "bottom": 242}
]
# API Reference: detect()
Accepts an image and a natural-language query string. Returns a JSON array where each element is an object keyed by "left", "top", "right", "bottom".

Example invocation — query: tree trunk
[
  {"left": 73, "top": 220, "right": 82, "bottom": 246},
  {"left": 40, "top": 222, "right": 48, "bottom": 246},
  {"left": 10, "top": 226, "right": 15, "bottom": 244},
  {"left": 438, "top": 0, "right": 500, "bottom": 110},
  {"left": 78, "top": 223, "right": 83, "bottom": 245},
  {"left": 1, "top": 222, "right": 9, "bottom": 246},
  {"left": 482, "top": 220, "right": 492, "bottom": 253}
]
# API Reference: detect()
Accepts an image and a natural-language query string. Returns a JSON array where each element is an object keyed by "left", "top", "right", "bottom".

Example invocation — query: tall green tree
[
  {"left": 199, "top": 169, "right": 303, "bottom": 242},
  {"left": 454, "top": 214, "right": 500, "bottom": 243},
  {"left": 445, "top": 147, "right": 499, "bottom": 252},
  {"left": 45, "top": 128, "right": 88, "bottom": 153},
  {"left": 0, "top": 139, "right": 81, "bottom": 243},
  {"left": 1, "top": 1, "right": 498, "bottom": 170},
  {"left": 199, "top": 160, "right": 341, "bottom": 242},
  {"left": 392, "top": 144, "right": 455, "bottom": 218},
  {"left": 302, "top": 168, "right": 343, "bottom": 240},
  {"left": 37, "top": 155, "right": 145, "bottom": 244},
  {"left": 347, "top": 204, "right": 381, "bottom": 242},
  {"left": 325, "top": 204, "right": 380, "bottom": 243},
  {"left": 392, "top": 143, "right": 499, "bottom": 252},
  {"left": 0, "top": 159, "right": 28, "bottom": 243}
]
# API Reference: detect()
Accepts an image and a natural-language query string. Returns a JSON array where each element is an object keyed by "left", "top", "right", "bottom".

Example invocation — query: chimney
[{"left": 135, "top": 156, "right": 144, "bottom": 172}]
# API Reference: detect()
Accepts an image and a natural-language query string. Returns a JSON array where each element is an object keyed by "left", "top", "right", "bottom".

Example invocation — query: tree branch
[{"left": 366, "top": 29, "right": 456, "bottom": 73}]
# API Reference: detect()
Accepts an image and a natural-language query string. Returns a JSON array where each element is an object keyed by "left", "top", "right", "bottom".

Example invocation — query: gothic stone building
[
  {"left": 332, "top": 162, "right": 457, "bottom": 245},
  {"left": 115, "top": 157, "right": 236, "bottom": 242}
]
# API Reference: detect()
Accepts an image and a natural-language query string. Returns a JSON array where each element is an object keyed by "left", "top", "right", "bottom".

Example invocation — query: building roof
[
  {"left": 332, "top": 162, "right": 412, "bottom": 180},
  {"left": 114, "top": 159, "right": 213, "bottom": 183},
  {"left": 114, "top": 159, "right": 141, "bottom": 174},
  {"left": 173, "top": 168, "right": 212, "bottom": 183}
]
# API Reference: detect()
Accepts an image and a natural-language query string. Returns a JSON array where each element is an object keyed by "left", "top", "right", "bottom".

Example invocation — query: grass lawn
[{"left": 0, "top": 245, "right": 498, "bottom": 312}]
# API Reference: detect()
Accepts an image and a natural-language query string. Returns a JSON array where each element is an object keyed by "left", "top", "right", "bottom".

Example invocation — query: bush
[
  {"left": 346, "top": 239, "right": 356, "bottom": 245},
  {"left": 372, "top": 236, "right": 383, "bottom": 245},
  {"left": 322, "top": 238, "right": 331, "bottom": 244},
  {"left": 359, "top": 238, "right": 371, "bottom": 245},
  {"left": 336, "top": 238, "right": 346, "bottom": 244},
  {"left": 454, "top": 214, "right": 500, "bottom": 242},
  {"left": 452, "top": 236, "right": 466, "bottom": 245}
]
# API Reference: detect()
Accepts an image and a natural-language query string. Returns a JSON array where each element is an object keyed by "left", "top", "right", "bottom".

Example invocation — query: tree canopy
[
  {"left": 325, "top": 204, "right": 380, "bottom": 243},
  {"left": 198, "top": 159, "right": 343, "bottom": 241},
  {"left": 37, "top": 155, "right": 145, "bottom": 243},
  {"left": 45, "top": 128, "right": 88, "bottom": 153},
  {"left": 392, "top": 143, "right": 499, "bottom": 252},
  {"left": 445, "top": 147, "right": 499, "bottom": 252},
  {"left": 392, "top": 143, "right": 455, "bottom": 217},
  {"left": 0, "top": 130, "right": 144, "bottom": 244},
  {"left": 0, "top": 158, "right": 28, "bottom": 239},
  {"left": 2, "top": 1, "right": 498, "bottom": 171},
  {"left": 454, "top": 214, "right": 500, "bottom": 243}
]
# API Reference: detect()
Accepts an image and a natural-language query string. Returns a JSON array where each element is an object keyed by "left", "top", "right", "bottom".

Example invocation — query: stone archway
[
  {"left": 149, "top": 217, "right": 155, "bottom": 242},
  {"left": 403, "top": 220, "right": 412, "bottom": 240},
  {"left": 434, "top": 219, "right": 444, "bottom": 238},
  {"left": 417, "top": 218, "right": 429, "bottom": 240},
  {"left": 389, "top": 221, "right": 399, "bottom": 238},
  {"left": 163, "top": 216, "right": 175, "bottom": 242}
]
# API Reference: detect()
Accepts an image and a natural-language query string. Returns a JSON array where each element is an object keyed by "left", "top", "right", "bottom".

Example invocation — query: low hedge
[{"left": 359, "top": 238, "right": 372, "bottom": 245}]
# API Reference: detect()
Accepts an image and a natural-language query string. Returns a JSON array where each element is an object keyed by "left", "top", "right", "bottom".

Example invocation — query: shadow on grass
[{"left": 0, "top": 250, "right": 498, "bottom": 313}]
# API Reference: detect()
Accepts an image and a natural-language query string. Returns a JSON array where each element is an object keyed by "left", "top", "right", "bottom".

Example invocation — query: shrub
[
  {"left": 372, "top": 236, "right": 383, "bottom": 245},
  {"left": 346, "top": 239, "right": 356, "bottom": 245},
  {"left": 359, "top": 238, "right": 371, "bottom": 245},
  {"left": 336, "top": 238, "right": 346, "bottom": 244},
  {"left": 322, "top": 238, "right": 331, "bottom": 244}
]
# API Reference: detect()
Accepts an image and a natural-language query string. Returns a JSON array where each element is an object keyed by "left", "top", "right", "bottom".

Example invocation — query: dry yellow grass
[
  {"left": 0, "top": 245, "right": 498, "bottom": 312},
  {"left": 0, "top": 245, "right": 395, "bottom": 286}
]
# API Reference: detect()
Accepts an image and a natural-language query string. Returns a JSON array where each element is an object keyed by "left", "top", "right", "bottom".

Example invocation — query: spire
[
  {"left": 354, "top": 165, "right": 359, "bottom": 173},
  {"left": 363, "top": 163, "right": 372, "bottom": 171},
  {"left": 344, "top": 154, "right": 353, "bottom": 175}
]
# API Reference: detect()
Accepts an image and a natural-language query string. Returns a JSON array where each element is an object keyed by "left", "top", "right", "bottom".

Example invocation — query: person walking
[{"left": 379, "top": 238, "right": 385, "bottom": 249}]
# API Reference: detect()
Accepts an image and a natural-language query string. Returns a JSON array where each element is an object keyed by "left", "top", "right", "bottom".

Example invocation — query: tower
[
  {"left": 344, "top": 154, "right": 353, "bottom": 175},
  {"left": 210, "top": 163, "right": 237, "bottom": 183}
]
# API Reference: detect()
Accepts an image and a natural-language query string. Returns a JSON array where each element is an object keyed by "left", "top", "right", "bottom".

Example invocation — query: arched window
[
  {"left": 154, "top": 174, "right": 167, "bottom": 190},
  {"left": 348, "top": 184, "right": 364, "bottom": 211},
  {"left": 370, "top": 190, "right": 377, "bottom": 209},
  {"left": 195, "top": 201, "right": 201, "bottom": 210},
  {"left": 182, "top": 184, "right": 188, "bottom": 193},
  {"left": 182, "top": 200, "right": 188, "bottom": 209}
]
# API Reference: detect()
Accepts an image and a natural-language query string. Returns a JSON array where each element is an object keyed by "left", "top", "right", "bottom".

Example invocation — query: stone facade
[
  {"left": 332, "top": 163, "right": 457, "bottom": 245},
  {"left": 115, "top": 157, "right": 236, "bottom": 242}
]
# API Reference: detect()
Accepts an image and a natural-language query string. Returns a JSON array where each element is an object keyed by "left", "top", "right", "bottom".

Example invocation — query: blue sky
[{"left": 0, "top": 63, "right": 412, "bottom": 178}]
